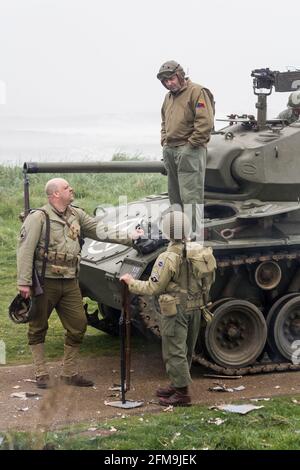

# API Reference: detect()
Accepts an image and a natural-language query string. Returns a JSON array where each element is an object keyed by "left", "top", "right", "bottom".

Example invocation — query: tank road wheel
[
  {"left": 209, "top": 297, "right": 235, "bottom": 313},
  {"left": 205, "top": 299, "right": 267, "bottom": 368},
  {"left": 266, "top": 293, "right": 299, "bottom": 360},
  {"left": 272, "top": 295, "right": 300, "bottom": 361},
  {"left": 195, "top": 297, "right": 234, "bottom": 356}
]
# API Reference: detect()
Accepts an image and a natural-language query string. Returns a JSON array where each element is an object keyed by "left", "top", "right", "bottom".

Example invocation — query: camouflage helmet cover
[
  {"left": 161, "top": 210, "right": 191, "bottom": 241},
  {"left": 157, "top": 60, "right": 185, "bottom": 81},
  {"left": 288, "top": 91, "right": 300, "bottom": 108},
  {"left": 8, "top": 294, "right": 32, "bottom": 324}
]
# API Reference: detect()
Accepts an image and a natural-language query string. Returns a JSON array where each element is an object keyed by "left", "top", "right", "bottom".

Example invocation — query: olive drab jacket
[
  {"left": 128, "top": 241, "right": 216, "bottom": 313},
  {"left": 161, "top": 79, "right": 214, "bottom": 148},
  {"left": 17, "top": 203, "right": 132, "bottom": 286}
]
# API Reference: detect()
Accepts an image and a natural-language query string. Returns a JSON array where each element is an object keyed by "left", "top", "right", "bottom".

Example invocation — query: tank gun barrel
[{"left": 23, "top": 161, "right": 166, "bottom": 175}]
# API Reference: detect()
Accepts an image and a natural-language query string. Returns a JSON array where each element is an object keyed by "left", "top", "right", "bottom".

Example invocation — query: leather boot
[
  {"left": 60, "top": 374, "right": 94, "bottom": 387},
  {"left": 30, "top": 344, "right": 50, "bottom": 388},
  {"left": 36, "top": 375, "right": 50, "bottom": 389},
  {"left": 158, "top": 386, "right": 191, "bottom": 406},
  {"left": 60, "top": 344, "right": 94, "bottom": 387},
  {"left": 156, "top": 384, "right": 176, "bottom": 398}
]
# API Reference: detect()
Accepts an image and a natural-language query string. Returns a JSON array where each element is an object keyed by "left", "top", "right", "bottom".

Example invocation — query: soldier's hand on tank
[
  {"left": 18, "top": 285, "right": 31, "bottom": 299},
  {"left": 120, "top": 273, "right": 134, "bottom": 284},
  {"left": 130, "top": 228, "right": 144, "bottom": 240}
]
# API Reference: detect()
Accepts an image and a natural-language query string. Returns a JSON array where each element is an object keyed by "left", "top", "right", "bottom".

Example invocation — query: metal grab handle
[{"left": 220, "top": 225, "right": 246, "bottom": 240}]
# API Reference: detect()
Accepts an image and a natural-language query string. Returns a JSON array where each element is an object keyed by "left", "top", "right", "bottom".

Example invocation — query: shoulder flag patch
[{"left": 196, "top": 101, "right": 205, "bottom": 108}]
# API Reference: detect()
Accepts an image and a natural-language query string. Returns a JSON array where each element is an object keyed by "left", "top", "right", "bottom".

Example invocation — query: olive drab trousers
[
  {"left": 163, "top": 144, "right": 207, "bottom": 234},
  {"left": 28, "top": 278, "right": 87, "bottom": 346},
  {"left": 160, "top": 306, "right": 201, "bottom": 388}
]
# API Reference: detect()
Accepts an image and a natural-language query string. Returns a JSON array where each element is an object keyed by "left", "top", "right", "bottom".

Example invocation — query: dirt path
[{"left": 1, "top": 350, "right": 300, "bottom": 431}]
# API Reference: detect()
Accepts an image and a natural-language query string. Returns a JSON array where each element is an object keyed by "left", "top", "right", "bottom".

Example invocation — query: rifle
[
  {"left": 105, "top": 281, "right": 143, "bottom": 409},
  {"left": 120, "top": 281, "right": 132, "bottom": 403},
  {"left": 31, "top": 209, "right": 50, "bottom": 297},
  {"left": 23, "top": 169, "right": 30, "bottom": 219},
  {"left": 32, "top": 267, "right": 44, "bottom": 296},
  {"left": 22, "top": 170, "right": 50, "bottom": 297}
]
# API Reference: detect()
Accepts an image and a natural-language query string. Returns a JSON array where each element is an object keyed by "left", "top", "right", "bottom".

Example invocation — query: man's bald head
[
  {"left": 45, "top": 178, "right": 74, "bottom": 211},
  {"left": 45, "top": 178, "right": 69, "bottom": 197}
]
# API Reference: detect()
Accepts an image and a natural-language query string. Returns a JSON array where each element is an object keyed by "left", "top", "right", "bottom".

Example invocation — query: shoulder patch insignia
[
  {"left": 158, "top": 260, "right": 164, "bottom": 268},
  {"left": 196, "top": 101, "right": 205, "bottom": 108}
]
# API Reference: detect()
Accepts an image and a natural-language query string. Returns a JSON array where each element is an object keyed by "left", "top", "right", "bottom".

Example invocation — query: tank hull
[{"left": 79, "top": 194, "right": 300, "bottom": 374}]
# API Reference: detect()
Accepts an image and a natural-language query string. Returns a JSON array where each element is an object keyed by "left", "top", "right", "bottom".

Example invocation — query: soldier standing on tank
[
  {"left": 120, "top": 211, "right": 216, "bottom": 406},
  {"left": 157, "top": 60, "right": 214, "bottom": 237},
  {"left": 17, "top": 177, "right": 143, "bottom": 389},
  {"left": 277, "top": 91, "right": 300, "bottom": 124}
]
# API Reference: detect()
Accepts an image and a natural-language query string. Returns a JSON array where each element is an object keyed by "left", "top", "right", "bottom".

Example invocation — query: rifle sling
[{"left": 33, "top": 209, "right": 50, "bottom": 286}]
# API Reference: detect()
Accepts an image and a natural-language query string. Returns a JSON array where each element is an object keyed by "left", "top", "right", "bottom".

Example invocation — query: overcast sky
[{"left": 0, "top": 0, "right": 299, "bottom": 118}]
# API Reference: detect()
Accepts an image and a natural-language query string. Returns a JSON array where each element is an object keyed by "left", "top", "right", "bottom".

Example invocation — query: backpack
[{"left": 185, "top": 243, "right": 217, "bottom": 305}]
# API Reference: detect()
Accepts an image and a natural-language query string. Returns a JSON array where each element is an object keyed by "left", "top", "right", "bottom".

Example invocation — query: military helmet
[
  {"left": 8, "top": 294, "right": 32, "bottom": 324},
  {"left": 288, "top": 91, "right": 300, "bottom": 108},
  {"left": 157, "top": 60, "right": 185, "bottom": 81},
  {"left": 161, "top": 210, "right": 191, "bottom": 241}
]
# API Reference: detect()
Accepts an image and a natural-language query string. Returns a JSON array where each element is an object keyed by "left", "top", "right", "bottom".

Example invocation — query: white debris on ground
[
  {"left": 208, "top": 384, "right": 246, "bottom": 393},
  {"left": 250, "top": 397, "right": 271, "bottom": 402},
  {"left": 212, "top": 404, "right": 264, "bottom": 414},
  {"left": 207, "top": 417, "right": 226, "bottom": 426},
  {"left": 163, "top": 405, "right": 174, "bottom": 412},
  {"left": 10, "top": 391, "right": 41, "bottom": 400}
]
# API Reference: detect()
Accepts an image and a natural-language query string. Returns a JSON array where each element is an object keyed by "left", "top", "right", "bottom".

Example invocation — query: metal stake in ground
[{"left": 105, "top": 282, "right": 143, "bottom": 409}]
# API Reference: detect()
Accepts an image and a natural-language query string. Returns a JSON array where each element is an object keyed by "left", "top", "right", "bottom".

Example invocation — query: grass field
[
  {"left": 1, "top": 395, "right": 300, "bottom": 450},
  {"left": 0, "top": 163, "right": 167, "bottom": 364},
  {"left": 1, "top": 163, "right": 300, "bottom": 451}
]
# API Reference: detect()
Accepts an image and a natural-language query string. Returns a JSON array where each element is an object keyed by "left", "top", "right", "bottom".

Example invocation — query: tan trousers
[{"left": 28, "top": 278, "right": 87, "bottom": 347}]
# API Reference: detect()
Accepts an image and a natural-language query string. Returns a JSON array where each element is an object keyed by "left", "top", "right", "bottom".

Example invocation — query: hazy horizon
[{"left": 0, "top": 0, "right": 299, "bottom": 119}]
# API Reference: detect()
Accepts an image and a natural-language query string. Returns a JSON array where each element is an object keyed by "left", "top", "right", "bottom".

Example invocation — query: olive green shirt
[
  {"left": 17, "top": 203, "right": 132, "bottom": 286},
  {"left": 161, "top": 79, "right": 214, "bottom": 148}
]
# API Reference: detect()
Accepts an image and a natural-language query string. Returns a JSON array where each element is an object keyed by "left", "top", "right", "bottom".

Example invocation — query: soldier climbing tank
[{"left": 24, "top": 67, "right": 300, "bottom": 375}]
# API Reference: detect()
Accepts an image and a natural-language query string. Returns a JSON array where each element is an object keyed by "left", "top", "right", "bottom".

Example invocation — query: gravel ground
[{"left": 1, "top": 350, "right": 300, "bottom": 431}]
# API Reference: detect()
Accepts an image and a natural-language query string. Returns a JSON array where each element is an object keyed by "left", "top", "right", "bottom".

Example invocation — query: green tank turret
[{"left": 24, "top": 68, "right": 300, "bottom": 375}]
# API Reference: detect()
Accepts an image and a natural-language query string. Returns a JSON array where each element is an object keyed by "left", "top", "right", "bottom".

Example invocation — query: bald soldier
[{"left": 17, "top": 178, "right": 143, "bottom": 389}]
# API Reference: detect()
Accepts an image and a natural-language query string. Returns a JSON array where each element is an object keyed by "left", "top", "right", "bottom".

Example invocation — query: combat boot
[
  {"left": 30, "top": 343, "right": 50, "bottom": 388},
  {"left": 156, "top": 384, "right": 176, "bottom": 398},
  {"left": 36, "top": 374, "right": 50, "bottom": 389},
  {"left": 158, "top": 387, "right": 191, "bottom": 406},
  {"left": 60, "top": 344, "right": 94, "bottom": 387},
  {"left": 61, "top": 374, "right": 94, "bottom": 387}
]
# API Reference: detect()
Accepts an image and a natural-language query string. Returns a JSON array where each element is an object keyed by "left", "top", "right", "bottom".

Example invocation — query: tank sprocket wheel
[{"left": 205, "top": 299, "right": 267, "bottom": 368}]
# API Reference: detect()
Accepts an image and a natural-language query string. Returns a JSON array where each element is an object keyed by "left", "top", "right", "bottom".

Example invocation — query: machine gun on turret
[{"left": 251, "top": 68, "right": 300, "bottom": 130}]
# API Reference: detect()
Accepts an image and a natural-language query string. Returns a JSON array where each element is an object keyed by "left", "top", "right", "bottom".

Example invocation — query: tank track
[
  {"left": 137, "top": 247, "right": 300, "bottom": 376},
  {"left": 192, "top": 354, "right": 300, "bottom": 376}
]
